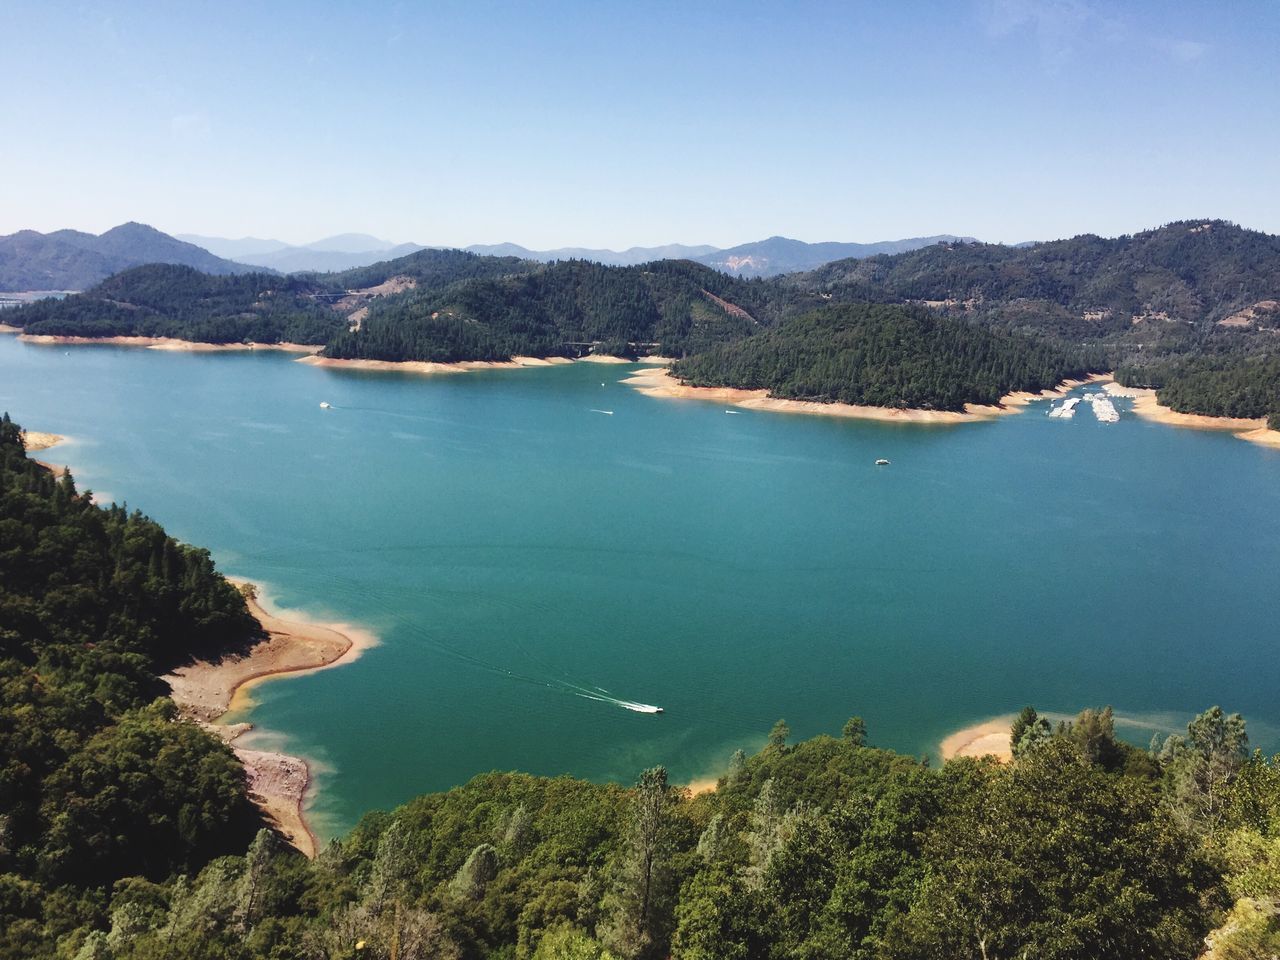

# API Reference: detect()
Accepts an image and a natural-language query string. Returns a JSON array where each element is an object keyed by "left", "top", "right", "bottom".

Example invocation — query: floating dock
[
  {"left": 1048, "top": 397, "right": 1082, "bottom": 419},
  {"left": 1084, "top": 393, "right": 1119, "bottom": 422}
]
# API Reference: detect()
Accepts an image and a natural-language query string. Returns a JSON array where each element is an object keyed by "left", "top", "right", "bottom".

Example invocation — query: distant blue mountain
[
  {"left": 692, "top": 235, "right": 978, "bottom": 277},
  {"left": 0, "top": 223, "right": 258, "bottom": 292}
]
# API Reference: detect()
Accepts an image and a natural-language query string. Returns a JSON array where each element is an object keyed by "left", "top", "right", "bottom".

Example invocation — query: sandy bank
[
  {"left": 297, "top": 354, "right": 575, "bottom": 375},
  {"left": 21, "top": 430, "right": 65, "bottom": 452},
  {"left": 622, "top": 367, "right": 1112, "bottom": 424},
  {"left": 297, "top": 354, "right": 671, "bottom": 375},
  {"left": 0, "top": 322, "right": 21, "bottom": 333},
  {"left": 1103, "top": 382, "right": 1280, "bottom": 449},
  {"left": 19, "top": 334, "right": 322, "bottom": 353},
  {"left": 685, "top": 776, "right": 720, "bottom": 796},
  {"left": 940, "top": 717, "right": 1014, "bottom": 763},
  {"left": 165, "top": 581, "right": 377, "bottom": 857}
]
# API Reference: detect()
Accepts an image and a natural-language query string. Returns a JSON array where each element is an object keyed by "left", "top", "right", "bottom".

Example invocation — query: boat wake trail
[{"left": 392, "top": 618, "right": 664, "bottom": 715}]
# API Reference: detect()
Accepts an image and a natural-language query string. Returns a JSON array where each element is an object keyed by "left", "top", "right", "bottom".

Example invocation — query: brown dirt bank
[
  {"left": 621, "top": 367, "right": 1112, "bottom": 424},
  {"left": 940, "top": 717, "right": 1015, "bottom": 763},
  {"left": 164, "top": 582, "right": 377, "bottom": 857},
  {"left": 19, "top": 334, "right": 322, "bottom": 353},
  {"left": 1103, "top": 383, "right": 1280, "bottom": 449}
]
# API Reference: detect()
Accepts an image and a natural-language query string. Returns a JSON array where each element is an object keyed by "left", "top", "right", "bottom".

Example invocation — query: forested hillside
[
  {"left": 324, "top": 259, "right": 777, "bottom": 362},
  {"left": 672, "top": 304, "right": 1098, "bottom": 410},
  {"left": 0, "top": 415, "right": 262, "bottom": 955},
  {"left": 792, "top": 220, "right": 1280, "bottom": 327},
  {"left": 19, "top": 698, "right": 1280, "bottom": 960},
  {"left": 784, "top": 220, "right": 1280, "bottom": 423},
  {"left": 14, "top": 265, "right": 347, "bottom": 344},
  {"left": 8, "top": 221, "right": 1278, "bottom": 424}
]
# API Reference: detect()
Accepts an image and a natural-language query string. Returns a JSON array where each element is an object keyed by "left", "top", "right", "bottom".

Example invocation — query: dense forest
[
  {"left": 0, "top": 415, "right": 263, "bottom": 955},
  {"left": 7, "top": 220, "right": 1278, "bottom": 423},
  {"left": 12, "top": 265, "right": 346, "bottom": 345},
  {"left": 324, "top": 259, "right": 776, "bottom": 363},
  {"left": 672, "top": 304, "right": 1099, "bottom": 411},
  {"left": 4, "top": 415, "right": 1280, "bottom": 957}
]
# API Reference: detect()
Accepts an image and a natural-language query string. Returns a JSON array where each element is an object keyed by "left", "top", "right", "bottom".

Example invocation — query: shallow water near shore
[{"left": 4, "top": 334, "right": 1280, "bottom": 840}]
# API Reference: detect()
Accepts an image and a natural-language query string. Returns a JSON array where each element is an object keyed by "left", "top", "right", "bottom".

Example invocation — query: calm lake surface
[{"left": 4, "top": 334, "right": 1279, "bottom": 839}]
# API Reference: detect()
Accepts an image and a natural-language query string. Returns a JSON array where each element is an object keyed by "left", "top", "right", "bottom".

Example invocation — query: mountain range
[
  {"left": 182, "top": 232, "right": 976, "bottom": 276},
  {"left": 1, "top": 223, "right": 980, "bottom": 290},
  {"left": 0, "top": 223, "right": 255, "bottom": 291}
]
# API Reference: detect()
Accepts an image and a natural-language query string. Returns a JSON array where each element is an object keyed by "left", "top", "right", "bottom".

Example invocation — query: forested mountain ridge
[
  {"left": 792, "top": 220, "right": 1280, "bottom": 327},
  {"left": 14, "top": 264, "right": 347, "bottom": 345},
  {"left": 324, "top": 258, "right": 776, "bottom": 362},
  {"left": 0, "top": 222, "right": 258, "bottom": 291},
  {"left": 10, "top": 250, "right": 540, "bottom": 347},
  {"left": 8, "top": 221, "right": 1278, "bottom": 425},
  {"left": 672, "top": 304, "right": 1099, "bottom": 411},
  {"left": 783, "top": 220, "right": 1280, "bottom": 425}
]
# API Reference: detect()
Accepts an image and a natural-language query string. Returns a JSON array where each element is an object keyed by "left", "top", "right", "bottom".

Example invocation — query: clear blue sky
[{"left": 3, "top": 0, "right": 1277, "bottom": 247}]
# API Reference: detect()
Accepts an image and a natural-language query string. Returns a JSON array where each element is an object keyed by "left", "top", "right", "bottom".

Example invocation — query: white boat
[
  {"left": 875, "top": 458, "right": 890, "bottom": 465},
  {"left": 319, "top": 401, "right": 332, "bottom": 409},
  {"left": 590, "top": 409, "right": 614, "bottom": 415}
]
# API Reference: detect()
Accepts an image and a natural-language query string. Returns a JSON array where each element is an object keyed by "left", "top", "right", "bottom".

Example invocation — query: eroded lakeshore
[
  {"left": 940, "top": 717, "right": 1015, "bottom": 762},
  {"left": 164, "top": 582, "right": 376, "bottom": 857},
  {"left": 19, "top": 333, "right": 322, "bottom": 353},
  {"left": 295, "top": 353, "right": 673, "bottom": 375},
  {"left": 1103, "top": 382, "right": 1280, "bottom": 449},
  {"left": 621, "top": 365, "right": 1113, "bottom": 424}
]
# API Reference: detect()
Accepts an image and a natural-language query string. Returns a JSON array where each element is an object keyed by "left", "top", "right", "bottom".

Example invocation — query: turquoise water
[{"left": 4, "top": 334, "right": 1279, "bottom": 839}]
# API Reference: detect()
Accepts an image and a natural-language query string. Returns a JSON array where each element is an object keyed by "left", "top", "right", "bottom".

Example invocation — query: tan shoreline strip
[
  {"left": 1103, "top": 382, "right": 1280, "bottom": 449},
  {"left": 164, "top": 581, "right": 377, "bottom": 857},
  {"left": 940, "top": 717, "right": 1015, "bottom": 763},
  {"left": 621, "top": 367, "right": 1111, "bottom": 424},
  {"left": 19, "top": 333, "right": 322, "bottom": 353},
  {"left": 20, "top": 430, "right": 65, "bottom": 452},
  {"left": 295, "top": 353, "right": 669, "bottom": 375}
]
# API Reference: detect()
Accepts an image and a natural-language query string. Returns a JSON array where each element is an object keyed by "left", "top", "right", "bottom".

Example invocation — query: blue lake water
[{"left": 3, "top": 333, "right": 1278, "bottom": 839}]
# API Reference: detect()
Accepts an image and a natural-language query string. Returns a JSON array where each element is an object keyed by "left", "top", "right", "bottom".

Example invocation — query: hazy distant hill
[
  {"left": 175, "top": 234, "right": 291, "bottom": 259},
  {"left": 694, "top": 235, "right": 975, "bottom": 277},
  {"left": 0, "top": 223, "right": 255, "bottom": 291},
  {"left": 463, "top": 241, "right": 721, "bottom": 266},
  {"left": 179, "top": 231, "right": 978, "bottom": 276},
  {"left": 178, "top": 233, "right": 429, "bottom": 273}
]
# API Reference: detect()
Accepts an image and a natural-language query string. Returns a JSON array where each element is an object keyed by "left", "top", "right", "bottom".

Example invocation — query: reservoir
[{"left": 3, "top": 334, "right": 1278, "bottom": 839}]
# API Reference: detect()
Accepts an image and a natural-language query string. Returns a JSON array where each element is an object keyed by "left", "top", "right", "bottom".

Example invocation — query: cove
[{"left": 3, "top": 334, "right": 1279, "bottom": 841}]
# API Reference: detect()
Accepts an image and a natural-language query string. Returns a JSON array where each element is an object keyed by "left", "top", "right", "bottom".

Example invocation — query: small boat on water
[
  {"left": 590, "top": 408, "right": 614, "bottom": 416},
  {"left": 319, "top": 401, "right": 332, "bottom": 409},
  {"left": 875, "top": 458, "right": 890, "bottom": 466}
]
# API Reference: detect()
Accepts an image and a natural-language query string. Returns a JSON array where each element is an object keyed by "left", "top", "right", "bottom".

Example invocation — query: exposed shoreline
[
  {"left": 621, "top": 366, "right": 1112, "bottom": 424},
  {"left": 19, "top": 333, "right": 323, "bottom": 353},
  {"left": 940, "top": 717, "right": 1015, "bottom": 763},
  {"left": 164, "top": 581, "right": 377, "bottom": 857},
  {"left": 1103, "top": 382, "right": 1280, "bottom": 449},
  {"left": 20, "top": 430, "right": 65, "bottom": 451},
  {"left": 296, "top": 353, "right": 673, "bottom": 375},
  {"left": 297, "top": 353, "right": 574, "bottom": 375}
]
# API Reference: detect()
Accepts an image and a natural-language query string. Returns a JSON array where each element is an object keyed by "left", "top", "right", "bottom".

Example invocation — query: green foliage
[
  {"left": 1010, "top": 705, "right": 1050, "bottom": 757},
  {"left": 324, "top": 258, "right": 771, "bottom": 363},
  {"left": 887, "top": 738, "right": 1217, "bottom": 960},
  {"left": 1157, "top": 706, "right": 1250, "bottom": 835},
  {"left": 13, "top": 265, "right": 346, "bottom": 344},
  {"left": 0, "top": 415, "right": 260, "bottom": 957},
  {"left": 673, "top": 304, "right": 1095, "bottom": 411}
]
